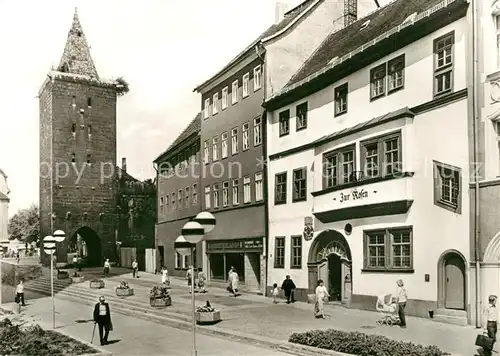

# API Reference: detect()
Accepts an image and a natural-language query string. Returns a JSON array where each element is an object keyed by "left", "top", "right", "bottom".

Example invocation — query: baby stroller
[{"left": 375, "top": 294, "right": 400, "bottom": 326}]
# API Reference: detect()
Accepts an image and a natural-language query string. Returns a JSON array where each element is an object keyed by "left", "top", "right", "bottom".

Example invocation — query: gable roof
[
  {"left": 153, "top": 113, "right": 202, "bottom": 163},
  {"left": 286, "top": 0, "right": 446, "bottom": 86},
  {"left": 193, "top": 0, "right": 316, "bottom": 92},
  {"left": 0, "top": 192, "right": 9, "bottom": 202}
]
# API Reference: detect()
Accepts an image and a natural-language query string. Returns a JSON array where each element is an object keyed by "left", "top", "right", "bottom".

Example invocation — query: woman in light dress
[
  {"left": 314, "top": 279, "right": 329, "bottom": 318},
  {"left": 229, "top": 268, "right": 239, "bottom": 297},
  {"left": 103, "top": 259, "right": 111, "bottom": 277},
  {"left": 160, "top": 266, "right": 169, "bottom": 285},
  {"left": 395, "top": 279, "right": 407, "bottom": 328}
]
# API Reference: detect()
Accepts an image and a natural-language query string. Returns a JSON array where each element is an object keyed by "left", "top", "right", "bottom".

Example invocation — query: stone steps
[{"left": 433, "top": 308, "right": 468, "bottom": 326}]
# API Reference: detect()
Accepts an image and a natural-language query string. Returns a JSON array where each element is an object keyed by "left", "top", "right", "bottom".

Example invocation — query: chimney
[
  {"left": 344, "top": 0, "right": 358, "bottom": 27},
  {"left": 275, "top": 2, "right": 289, "bottom": 24},
  {"left": 121, "top": 157, "right": 127, "bottom": 173}
]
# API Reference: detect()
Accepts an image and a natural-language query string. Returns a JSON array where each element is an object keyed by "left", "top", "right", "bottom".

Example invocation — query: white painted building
[{"left": 264, "top": 0, "right": 472, "bottom": 323}]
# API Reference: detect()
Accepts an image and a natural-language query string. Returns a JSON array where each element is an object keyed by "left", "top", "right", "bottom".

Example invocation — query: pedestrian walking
[
  {"left": 395, "top": 279, "right": 407, "bottom": 328},
  {"left": 314, "top": 279, "right": 329, "bottom": 318},
  {"left": 197, "top": 268, "right": 207, "bottom": 293},
  {"left": 482, "top": 295, "right": 498, "bottom": 356},
  {"left": 132, "top": 259, "right": 138, "bottom": 278},
  {"left": 281, "top": 275, "right": 296, "bottom": 304},
  {"left": 186, "top": 266, "right": 193, "bottom": 293},
  {"left": 272, "top": 283, "right": 279, "bottom": 304},
  {"left": 103, "top": 259, "right": 111, "bottom": 277},
  {"left": 16, "top": 252, "right": 20, "bottom": 264},
  {"left": 227, "top": 266, "right": 235, "bottom": 294},
  {"left": 15, "top": 280, "right": 25, "bottom": 310},
  {"left": 93, "top": 296, "right": 113, "bottom": 346},
  {"left": 229, "top": 268, "right": 239, "bottom": 297},
  {"left": 161, "top": 266, "right": 169, "bottom": 286}
]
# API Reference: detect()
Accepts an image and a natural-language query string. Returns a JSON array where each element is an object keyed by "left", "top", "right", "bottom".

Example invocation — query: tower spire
[{"left": 57, "top": 9, "right": 99, "bottom": 79}]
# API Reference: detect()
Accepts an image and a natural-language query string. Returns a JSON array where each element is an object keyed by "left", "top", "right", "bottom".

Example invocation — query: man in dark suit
[{"left": 93, "top": 296, "right": 112, "bottom": 345}]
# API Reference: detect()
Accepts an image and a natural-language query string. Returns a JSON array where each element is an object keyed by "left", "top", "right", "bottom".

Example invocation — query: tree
[{"left": 8, "top": 204, "right": 40, "bottom": 244}]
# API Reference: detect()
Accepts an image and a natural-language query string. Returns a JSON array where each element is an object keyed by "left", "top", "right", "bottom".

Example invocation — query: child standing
[
  {"left": 314, "top": 279, "right": 329, "bottom": 318},
  {"left": 272, "top": 283, "right": 279, "bottom": 303},
  {"left": 484, "top": 294, "right": 498, "bottom": 356}
]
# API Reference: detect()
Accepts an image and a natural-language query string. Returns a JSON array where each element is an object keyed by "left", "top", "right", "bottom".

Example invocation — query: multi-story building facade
[
  {"left": 39, "top": 10, "right": 129, "bottom": 266},
  {"left": 264, "top": 0, "right": 472, "bottom": 324},
  {"left": 154, "top": 114, "right": 202, "bottom": 277},
  {"left": 193, "top": 0, "right": 376, "bottom": 294}
]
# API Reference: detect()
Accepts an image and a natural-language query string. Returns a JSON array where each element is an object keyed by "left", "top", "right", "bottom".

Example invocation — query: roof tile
[
  {"left": 154, "top": 113, "right": 201, "bottom": 162},
  {"left": 287, "top": 0, "right": 445, "bottom": 86}
]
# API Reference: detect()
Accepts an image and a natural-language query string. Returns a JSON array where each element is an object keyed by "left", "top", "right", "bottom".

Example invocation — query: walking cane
[{"left": 91, "top": 322, "right": 96, "bottom": 344}]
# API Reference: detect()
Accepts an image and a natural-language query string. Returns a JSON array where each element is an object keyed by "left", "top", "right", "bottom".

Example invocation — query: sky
[{"left": 0, "top": 0, "right": 389, "bottom": 217}]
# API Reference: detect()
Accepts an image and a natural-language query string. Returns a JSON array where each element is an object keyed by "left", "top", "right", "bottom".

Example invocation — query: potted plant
[
  {"left": 89, "top": 278, "right": 105, "bottom": 289},
  {"left": 115, "top": 281, "right": 134, "bottom": 297},
  {"left": 71, "top": 271, "right": 84, "bottom": 284},
  {"left": 195, "top": 301, "right": 220, "bottom": 325},
  {"left": 149, "top": 285, "right": 171, "bottom": 308},
  {"left": 56, "top": 269, "right": 69, "bottom": 280}
]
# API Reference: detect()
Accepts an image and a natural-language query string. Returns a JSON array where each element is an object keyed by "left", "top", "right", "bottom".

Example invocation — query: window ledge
[
  {"left": 370, "top": 93, "right": 386, "bottom": 102},
  {"left": 292, "top": 197, "right": 307, "bottom": 203},
  {"left": 275, "top": 201, "right": 287, "bottom": 206},
  {"left": 361, "top": 269, "right": 414, "bottom": 273},
  {"left": 274, "top": 266, "right": 285, "bottom": 269},
  {"left": 296, "top": 126, "right": 307, "bottom": 132},
  {"left": 312, "top": 171, "right": 414, "bottom": 197},
  {"left": 435, "top": 199, "right": 460, "bottom": 214},
  {"left": 290, "top": 266, "right": 303, "bottom": 269},
  {"left": 334, "top": 110, "right": 347, "bottom": 118}
]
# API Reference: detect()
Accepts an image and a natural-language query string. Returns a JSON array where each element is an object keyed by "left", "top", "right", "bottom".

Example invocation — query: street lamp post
[
  {"left": 44, "top": 229, "right": 66, "bottom": 329},
  {"left": 176, "top": 211, "right": 216, "bottom": 356}
]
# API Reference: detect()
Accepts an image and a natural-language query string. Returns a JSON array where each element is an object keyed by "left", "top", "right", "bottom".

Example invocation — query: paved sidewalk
[
  {"left": 77, "top": 268, "right": 482, "bottom": 356},
  {"left": 8, "top": 296, "right": 293, "bottom": 356}
]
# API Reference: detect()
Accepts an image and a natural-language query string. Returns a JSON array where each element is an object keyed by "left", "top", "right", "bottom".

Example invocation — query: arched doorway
[
  {"left": 438, "top": 250, "right": 466, "bottom": 310},
  {"left": 69, "top": 227, "right": 102, "bottom": 267},
  {"left": 308, "top": 230, "right": 352, "bottom": 305}
]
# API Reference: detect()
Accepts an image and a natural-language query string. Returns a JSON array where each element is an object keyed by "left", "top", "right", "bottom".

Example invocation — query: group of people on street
[
  {"left": 272, "top": 275, "right": 297, "bottom": 304},
  {"left": 186, "top": 266, "right": 207, "bottom": 293}
]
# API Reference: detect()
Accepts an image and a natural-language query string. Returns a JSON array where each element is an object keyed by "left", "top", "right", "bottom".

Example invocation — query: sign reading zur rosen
[{"left": 339, "top": 188, "right": 368, "bottom": 203}]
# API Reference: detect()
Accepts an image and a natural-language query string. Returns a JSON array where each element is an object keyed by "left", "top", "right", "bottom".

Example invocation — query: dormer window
[{"left": 360, "top": 20, "right": 370, "bottom": 30}]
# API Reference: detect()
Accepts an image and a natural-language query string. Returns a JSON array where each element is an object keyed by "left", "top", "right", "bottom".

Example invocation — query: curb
[{"left": 51, "top": 327, "right": 112, "bottom": 356}]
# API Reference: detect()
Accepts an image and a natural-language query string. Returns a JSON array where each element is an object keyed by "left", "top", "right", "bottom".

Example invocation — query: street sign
[
  {"left": 53, "top": 230, "right": 66, "bottom": 243},
  {"left": 43, "top": 235, "right": 56, "bottom": 255}
]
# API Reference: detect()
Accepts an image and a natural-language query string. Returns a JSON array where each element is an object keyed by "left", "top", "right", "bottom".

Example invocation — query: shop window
[
  {"left": 175, "top": 252, "right": 182, "bottom": 269},
  {"left": 274, "top": 172, "right": 287, "bottom": 205},
  {"left": 290, "top": 235, "right": 302, "bottom": 269},
  {"left": 433, "top": 161, "right": 461, "bottom": 214},
  {"left": 292, "top": 167, "right": 307, "bottom": 202},
  {"left": 363, "top": 227, "right": 413, "bottom": 271},
  {"left": 209, "top": 254, "right": 225, "bottom": 280},
  {"left": 274, "top": 237, "right": 285, "bottom": 268}
]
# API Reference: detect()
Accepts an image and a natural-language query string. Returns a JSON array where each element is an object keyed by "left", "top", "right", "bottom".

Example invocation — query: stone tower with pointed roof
[{"left": 39, "top": 9, "right": 121, "bottom": 266}]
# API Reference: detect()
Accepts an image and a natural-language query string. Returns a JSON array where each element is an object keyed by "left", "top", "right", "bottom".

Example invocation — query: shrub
[
  {"left": 117, "top": 281, "right": 129, "bottom": 289},
  {"left": 150, "top": 285, "right": 169, "bottom": 301},
  {"left": 0, "top": 318, "right": 97, "bottom": 355},
  {"left": 288, "top": 329, "right": 450, "bottom": 356}
]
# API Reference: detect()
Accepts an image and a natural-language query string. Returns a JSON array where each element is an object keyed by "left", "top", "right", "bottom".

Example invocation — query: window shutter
[
  {"left": 385, "top": 230, "right": 391, "bottom": 269},
  {"left": 302, "top": 167, "right": 307, "bottom": 196},
  {"left": 363, "top": 232, "right": 368, "bottom": 269}
]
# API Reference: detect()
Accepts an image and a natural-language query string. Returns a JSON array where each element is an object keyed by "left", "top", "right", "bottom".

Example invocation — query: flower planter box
[
  {"left": 57, "top": 272, "right": 69, "bottom": 280},
  {"left": 89, "top": 280, "right": 105, "bottom": 289},
  {"left": 150, "top": 296, "right": 171, "bottom": 308},
  {"left": 116, "top": 288, "right": 134, "bottom": 297},
  {"left": 71, "top": 276, "right": 84, "bottom": 284},
  {"left": 195, "top": 310, "right": 221, "bottom": 325}
]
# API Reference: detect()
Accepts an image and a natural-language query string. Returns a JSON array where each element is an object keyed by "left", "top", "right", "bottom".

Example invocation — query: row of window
[
  {"left": 71, "top": 124, "right": 92, "bottom": 138},
  {"left": 273, "top": 227, "right": 412, "bottom": 271},
  {"left": 159, "top": 144, "right": 200, "bottom": 177},
  {"left": 204, "top": 172, "right": 264, "bottom": 209},
  {"left": 203, "top": 117, "right": 262, "bottom": 164},
  {"left": 159, "top": 183, "right": 198, "bottom": 212},
  {"left": 204, "top": 65, "right": 262, "bottom": 118},
  {"left": 70, "top": 153, "right": 92, "bottom": 165},
  {"left": 276, "top": 31, "right": 455, "bottom": 137}
]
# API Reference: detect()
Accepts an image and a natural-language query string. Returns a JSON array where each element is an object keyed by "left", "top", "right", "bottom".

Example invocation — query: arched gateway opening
[
  {"left": 308, "top": 230, "right": 352, "bottom": 305},
  {"left": 69, "top": 227, "right": 102, "bottom": 267},
  {"left": 437, "top": 250, "right": 467, "bottom": 310}
]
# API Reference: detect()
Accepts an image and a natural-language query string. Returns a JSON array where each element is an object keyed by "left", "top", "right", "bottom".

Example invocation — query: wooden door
[
  {"left": 318, "top": 261, "right": 329, "bottom": 292},
  {"left": 444, "top": 255, "right": 465, "bottom": 309},
  {"left": 341, "top": 262, "right": 352, "bottom": 304}
]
